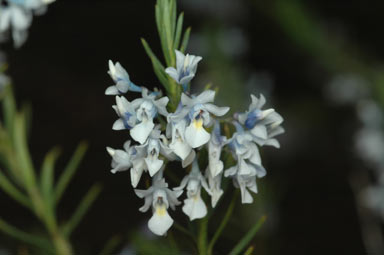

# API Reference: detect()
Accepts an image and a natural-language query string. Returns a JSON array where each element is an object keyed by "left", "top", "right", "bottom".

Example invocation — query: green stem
[
  {"left": 207, "top": 191, "right": 238, "bottom": 255},
  {"left": 52, "top": 233, "right": 73, "bottom": 255},
  {"left": 197, "top": 216, "right": 208, "bottom": 255},
  {"left": 229, "top": 215, "right": 267, "bottom": 255}
]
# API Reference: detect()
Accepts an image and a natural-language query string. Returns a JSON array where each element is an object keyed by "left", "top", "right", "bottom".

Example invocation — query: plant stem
[
  {"left": 52, "top": 233, "right": 73, "bottom": 255},
  {"left": 197, "top": 216, "right": 208, "bottom": 255},
  {"left": 207, "top": 191, "right": 238, "bottom": 255}
]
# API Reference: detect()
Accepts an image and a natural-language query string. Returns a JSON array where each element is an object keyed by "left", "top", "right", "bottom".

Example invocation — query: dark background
[{"left": 2, "top": 0, "right": 383, "bottom": 254}]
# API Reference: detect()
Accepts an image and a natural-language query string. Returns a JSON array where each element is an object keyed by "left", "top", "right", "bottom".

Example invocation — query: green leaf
[
  {"left": 2, "top": 84, "right": 16, "bottom": 138},
  {"left": 13, "top": 112, "right": 37, "bottom": 190},
  {"left": 174, "top": 12, "right": 184, "bottom": 50},
  {"left": 0, "top": 217, "right": 53, "bottom": 253},
  {"left": 229, "top": 215, "right": 267, "bottom": 255},
  {"left": 0, "top": 170, "right": 31, "bottom": 209},
  {"left": 62, "top": 183, "right": 102, "bottom": 237},
  {"left": 162, "top": 0, "right": 175, "bottom": 66},
  {"left": 155, "top": 2, "right": 171, "bottom": 65},
  {"left": 40, "top": 147, "right": 61, "bottom": 208},
  {"left": 141, "top": 38, "right": 171, "bottom": 92},
  {"left": 55, "top": 142, "right": 88, "bottom": 204},
  {"left": 170, "top": 0, "right": 177, "bottom": 37},
  {"left": 179, "top": 27, "right": 191, "bottom": 53}
]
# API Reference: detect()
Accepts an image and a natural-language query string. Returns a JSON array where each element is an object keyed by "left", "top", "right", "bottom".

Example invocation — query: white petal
[
  {"left": 238, "top": 158, "right": 253, "bottom": 176},
  {"left": 264, "top": 139, "right": 280, "bottom": 148},
  {"left": 211, "top": 188, "right": 223, "bottom": 208},
  {"left": 130, "top": 119, "right": 155, "bottom": 144},
  {"left": 185, "top": 120, "right": 211, "bottom": 148},
  {"left": 170, "top": 139, "right": 192, "bottom": 160},
  {"left": 196, "top": 90, "right": 215, "bottom": 104},
  {"left": 250, "top": 125, "right": 268, "bottom": 139},
  {"left": 175, "top": 50, "right": 185, "bottom": 71},
  {"left": 112, "top": 119, "right": 125, "bottom": 130},
  {"left": 165, "top": 67, "right": 179, "bottom": 82},
  {"left": 105, "top": 86, "right": 119, "bottom": 95},
  {"left": 148, "top": 205, "right": 174, "bottom": 236},
  {"left": 181, "top": 93, "right": 193, "bottom": 106},
  {"left": 182, "top": 150, "right": 196, "bottom": 168},
  {"left": 240, "top": 185, "right": 253, "bottom": 204},
  {"left": 145, "top": 157, "right": 163, "bottom": 177},
  {"left": 204, "top": 104, "right": 230, "bottom": 117},
  {"left": 130, "top": 166, "right": 144, "bottom": 188},
  {"left": 182, "top": 195, "right": 207, "bottom": 221}
]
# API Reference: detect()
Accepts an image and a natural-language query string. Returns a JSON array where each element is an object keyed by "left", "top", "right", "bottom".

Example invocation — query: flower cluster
[
  {"left": 0, "top": 0, "right": 55, "bottom": 47},
  {"left": 106, "top": 51, "right": 284, "bottom": 236}
]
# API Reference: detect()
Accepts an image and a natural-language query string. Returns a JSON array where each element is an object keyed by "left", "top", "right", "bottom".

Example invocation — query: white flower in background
[
  {"left": 106, "top": 140, "right": 136, "bottom": 174},
  {"left": 0, "top": 0, "right": 54, "bottom": 47},
  {"left": 112, "top": 96, "right": 137, "bottom": 130},
  {"left": 105, "top": 60, "right": 142, "bottom": 95},
  {"left": 173, "top": 90, "right": 229, "bottom": 148},
  {"left": 135, "top": 171, "right": 182, "bottom": 236},
  {"left": 130, "top": 88, "right": 169, "bottom": 144},
  {"left": 0, "top": 3, "right": 32, "bottom": 47},
  {"left": 238, "top": 94, "right": 284, "bottom": 148},
  {"left": 174, "top": 160, "right": 211, "bottom": 220},
  {"left": 165, "top": 50, "right": 202, "bottom": 90},
  {"left": 135, "top": 127, "right": 173, "bottom": 177},
  {"left": 361, "top": 184, "right": 384, "bottom": 220}
]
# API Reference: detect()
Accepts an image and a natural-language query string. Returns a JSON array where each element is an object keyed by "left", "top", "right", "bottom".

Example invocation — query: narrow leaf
[
  {"left": 170, "top": 0, "right": 177, "bottom": 37},
  {"left": 174, "top": 12, "right": 184, "bottom": 49},
  {"left": 2, "top": 84, "right": 16, "bottom": 137},
  {"left": 141, "top": 38, "right": 171, "bottom": 92},
  {"left": 161, "top": 0, "right": 174, "bottom": 66},
  {"left": 62, "top": 183, "right": 102, "bottom": 237},
  {"left": 40, "top": 147, "right": 61, "bottom": 208},
  {"left": 229, "top": 215, "right": 267, "bottom": 255},
  {"left": 0, "top": 170, "right": 31, "bottom": 209},
  {"left": 13, "top": 112, "right": 37, "bottom": 189},
  {"left": 0, "top": 218, "right": 52, "bottom": 252},
  {"left": 55, "top": 142, "right": 88, "bottom": 204},
  {"left": 179, "top": 27, "right": 191, "bottom": 53}
]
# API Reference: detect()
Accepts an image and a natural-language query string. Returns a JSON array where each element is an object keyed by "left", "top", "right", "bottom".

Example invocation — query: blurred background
[{"left": 1, "top": 0, "right": 384, "bottom": 254}]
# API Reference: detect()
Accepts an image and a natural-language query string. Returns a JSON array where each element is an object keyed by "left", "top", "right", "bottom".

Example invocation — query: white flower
[
  {"left": 173, "top": 90, "right": 229, "bottom": 148},
  {"left": 0, "top": 3, "right": 32, "bottom": 47},
  {"left": 238, "top": 94, "right": 284, "bottom": 148},
  {"left": 129, "top": 88, "right": 169, "bottom": 144},
  {"left": 0, "top": 0, "right": 54, "bottom": 47},
  {"left": 106, "top": 140, "right": 136, "bottom": 174},
  {"left": 105, "top": 60, "right": 142, "bottom": 95},
  {"left": 135, "top": 128, "right": 173, "bottom": 177},
  {"left": 165, "top": 50, "right": 202, "bottom": 90},
  {"left": 205, "top": 169, "right": 223, "bottom": 208},
  {"left": 112, "top": 96, "right": 137, "bottom": 130},
  {"left": 224, "top": 122, "right": 266, "bottom": 204},
  {"left": 135, "top": 171, "right": 182, "bottom": 236},
  {"left": 208, "top": 121, "right": 227, "bottom": 177},
  {"left": 174, "top": 160, "right": 211, "bottom": 220},
  {"left": 233, "top": 174, "right": 258, "bottom": 204}
]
